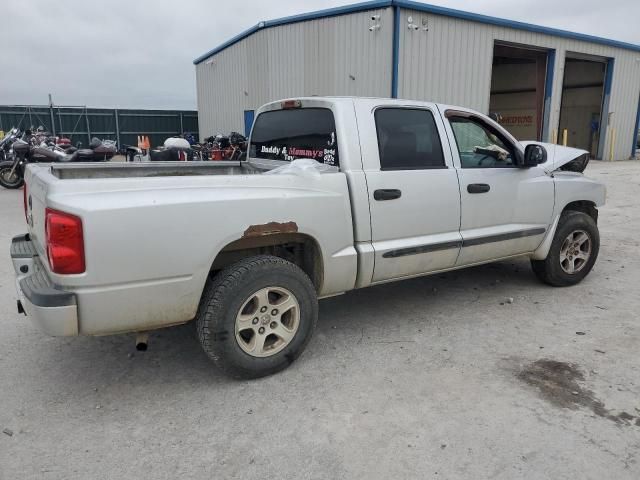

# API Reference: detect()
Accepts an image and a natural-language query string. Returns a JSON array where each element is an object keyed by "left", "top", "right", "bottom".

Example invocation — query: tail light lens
[{"left": 45, "top": 208, "right": 85, "bottom": 274}]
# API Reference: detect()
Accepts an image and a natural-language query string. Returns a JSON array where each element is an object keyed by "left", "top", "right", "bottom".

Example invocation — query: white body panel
[
  {"left": 24, "top": 162, "right": 359, "bottom": 335},
  {"left": 455, "top": 166, "right": 554, "bottom": 264},
  {"left": 12, "top": 97, "right": 606, "bottom": 337}
]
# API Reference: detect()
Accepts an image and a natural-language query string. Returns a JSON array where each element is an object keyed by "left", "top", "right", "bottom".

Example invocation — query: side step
[{"left": 10, "top": 234, "right": 38, "bottom": 258}]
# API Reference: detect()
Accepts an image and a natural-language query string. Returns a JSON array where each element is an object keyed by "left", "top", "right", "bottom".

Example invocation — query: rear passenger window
[
  {"left": 375, "top": 108, "right": 445, "bottom": 170},
  {"left": 249, "top": 108, "right": 338, "bottom": 166}
]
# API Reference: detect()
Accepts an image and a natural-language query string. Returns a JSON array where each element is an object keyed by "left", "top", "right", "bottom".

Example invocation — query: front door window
[{"left": 448, "top": 116, "right": 516, "bottom": 168}]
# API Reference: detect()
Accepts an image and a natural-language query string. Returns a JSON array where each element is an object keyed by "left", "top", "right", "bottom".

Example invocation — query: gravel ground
[{"left": 1, "top": 161, "right": 639, "bottom": 479}]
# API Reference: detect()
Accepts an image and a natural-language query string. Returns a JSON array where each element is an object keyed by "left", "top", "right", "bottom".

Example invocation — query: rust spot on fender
[{"left": 243, "top": 221, "right": 298, "bottom": 238}]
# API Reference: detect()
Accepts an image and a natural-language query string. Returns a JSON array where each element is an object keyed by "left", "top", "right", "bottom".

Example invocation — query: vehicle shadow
[
  {"left": 33, "top": 257, "right": 541, "bottom": 392},
  {"left": 318, "top": 256, "right": 540, "bottom": 332}
]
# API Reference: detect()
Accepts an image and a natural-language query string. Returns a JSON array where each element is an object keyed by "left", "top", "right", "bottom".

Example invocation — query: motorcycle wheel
[{"left": 0, "top": 161, "right": 24, "bottom": 189}]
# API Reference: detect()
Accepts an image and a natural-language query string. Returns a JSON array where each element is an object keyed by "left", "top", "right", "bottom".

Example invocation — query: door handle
[
  {"left": 374, "top": 189, "right": 402, "bottom": 201},
  {"left": 467, "top": 183, "right": 490, "bottom": 194}
]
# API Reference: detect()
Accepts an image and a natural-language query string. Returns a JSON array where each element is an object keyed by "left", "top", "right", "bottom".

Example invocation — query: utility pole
[
  {"left": 84, "top": 106, "right": 91, "bottom": 144},
  {"left": 114, "top": 109, "right": 121, "bottom": 148},
  {"left": 48, "top": 93, "right": 56, "bottom": 136}
]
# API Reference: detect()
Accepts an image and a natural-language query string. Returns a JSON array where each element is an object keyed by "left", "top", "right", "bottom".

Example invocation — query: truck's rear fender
[
  {"left": 40, "top": 172, "right": 357, "bottom": 334},
  {"left": 197, "top": 177, "right": 358, "bottom": 300},
  {"left": 210, "top": 231, "right": 324, "bottom": 292}
]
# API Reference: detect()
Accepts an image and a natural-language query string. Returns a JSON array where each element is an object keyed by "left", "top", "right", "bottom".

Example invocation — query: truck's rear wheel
[
  {"left": 196, "top": 255, "right": 318, "bottom": 379},
  {"left": 531, "top": 211, "right": 599, "bottom": 286}
]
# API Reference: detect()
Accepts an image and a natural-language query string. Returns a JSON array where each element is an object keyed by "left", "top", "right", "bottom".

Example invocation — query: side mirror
[{"left": 523, "top": 144, "right": 547, "bottom": 167}]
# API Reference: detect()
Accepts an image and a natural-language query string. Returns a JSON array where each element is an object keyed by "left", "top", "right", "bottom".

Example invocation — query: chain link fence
[{"left": 0, "top": 105, "right": 198, "bottom": 150}]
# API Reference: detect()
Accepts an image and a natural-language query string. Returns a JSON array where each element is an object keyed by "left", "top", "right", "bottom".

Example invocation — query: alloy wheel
[
  {"left": 235, "top": 286, "right": 300, "bottom": 357},
  {"left": 559, "top": 229, "right": 592, "bottom": 274}
]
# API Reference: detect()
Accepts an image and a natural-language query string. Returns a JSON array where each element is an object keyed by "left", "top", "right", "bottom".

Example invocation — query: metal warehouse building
[{"left": 194, "top": 0, "right": 640, "bottom": 160}]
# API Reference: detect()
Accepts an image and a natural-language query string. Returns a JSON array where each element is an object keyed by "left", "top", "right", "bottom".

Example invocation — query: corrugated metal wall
[
  {"left": 196, "top": 7, "right": 393, "bottom": 137},
  {"left": 397, "top": 8, "right": 640, "bottom": 160},
  {"left": 196, "top": 6, "right": 640, "bottom": 159},
  {"left": 0, "top": 105, "right": 198, "bottom": 149}
]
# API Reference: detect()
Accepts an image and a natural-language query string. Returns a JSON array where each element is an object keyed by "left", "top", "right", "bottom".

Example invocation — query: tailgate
[{"left": 24, "top": 165, "right": 52, "bottom": 258}]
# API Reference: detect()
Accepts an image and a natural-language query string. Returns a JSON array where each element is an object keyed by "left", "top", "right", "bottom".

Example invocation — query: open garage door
[
  {"left": 558, "top": 55, "right": 609, "bottom": 159},
  {"left": 489, "top": 43, "right": 550, "bottom": 141}
]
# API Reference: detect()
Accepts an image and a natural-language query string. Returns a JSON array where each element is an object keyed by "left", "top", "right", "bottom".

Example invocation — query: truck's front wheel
[
  {"left": 530, "top": 211, "right": 600, "bottom": 287},
  {"left": 196, "top": 255, "right": 318, "bottom": 379}
]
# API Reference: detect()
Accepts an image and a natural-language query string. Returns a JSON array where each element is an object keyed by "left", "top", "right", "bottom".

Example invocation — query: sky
[{"left": 0, "top": 0, "right": 638, "bottom": 110}]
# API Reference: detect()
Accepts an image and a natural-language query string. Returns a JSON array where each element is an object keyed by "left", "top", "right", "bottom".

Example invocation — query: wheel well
[
  {"left": 562, "top": 200, "right": 598, "bottom": 223},
  {"left": 210, "top": 233, "right": 323, "bottom": 292}
]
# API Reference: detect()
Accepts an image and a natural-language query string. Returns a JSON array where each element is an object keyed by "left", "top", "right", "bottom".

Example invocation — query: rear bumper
[{"left": 11, "top": 234, "right": 78, "bottom": 336}]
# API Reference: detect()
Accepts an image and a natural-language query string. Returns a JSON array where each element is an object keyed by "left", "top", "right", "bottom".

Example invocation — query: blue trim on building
[
  {"left": 395, "top": 1, "right": 640, "bottom": 52},
  {"left": 541, "top": 49, "right": 555, "bottom": 142},
  {"left": 391, "top": 6, "right": 400, "bottom": 98},
  {"left": 193, "top": 0, "right": 392, "bottom": 64},
  {"left": 244, "top": 110, "right": 255, "bottom": 137},
  {"left": 603, "top": 58, "right": 615, "bottom": 96},
  {"left": 193, "top": 24, "right": 261, "bottom": 65},
  {"left": 265, "top": 0, "right": 391, "bottom": 28},
  {"left": 597, "top": 58, "right": 615, "bottom": 159},
  {"left": 193, "top": 0, "right": 640, "bottom": 65},
  {"left": 632, "top": 95, "right": 640, "bottom": 159}
]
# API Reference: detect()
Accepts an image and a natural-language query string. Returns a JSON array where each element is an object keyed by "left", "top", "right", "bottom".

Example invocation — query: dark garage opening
[
  {"left": 489, "top": 43, "right": 549, "bottom": 141},
  {"left": 558, "top": 56, "right": 607, "bottom": 158}
]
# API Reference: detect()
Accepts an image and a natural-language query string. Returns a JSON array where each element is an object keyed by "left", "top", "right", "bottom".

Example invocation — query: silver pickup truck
[{"left": 10, "top": 97, "right": 605, "bottom": 378}]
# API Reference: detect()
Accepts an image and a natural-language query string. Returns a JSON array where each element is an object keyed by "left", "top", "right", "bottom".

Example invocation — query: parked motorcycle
[
  {"left": 208, "top": 132, "right": 247, "bottom": 160},
  {"left": 149, "top": 137, "right": 192, "bottom": 161},
  {"left": 123, "top": 144, "right": 143, "bottom": 162},
  {"left": 228, "top": 131, "right": 247, "bottom": 160},
  {"left": 190, "top": 136, "right": 215, "bottom": 161},
  {"left": 0, "top": 128, "right": 21, "bottom": 162},
  {"left": 55, "top": 136, "right": 76, "bottom": 152},
  {"left": 0, "top": 136, "right": 116, "bottom": 189}
]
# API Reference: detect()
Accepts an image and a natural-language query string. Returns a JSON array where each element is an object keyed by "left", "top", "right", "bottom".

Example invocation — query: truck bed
[{"left": 51, "top": 161, "right": 266, "bottom": 180}]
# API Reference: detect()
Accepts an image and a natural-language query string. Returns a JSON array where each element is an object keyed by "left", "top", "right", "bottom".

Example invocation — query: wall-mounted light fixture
[
  {"left": 407, "top": 16, "right": 428, "bottom": 31},
  {"left": 369, "top": 13, "right": 381, "bottom": 32}
]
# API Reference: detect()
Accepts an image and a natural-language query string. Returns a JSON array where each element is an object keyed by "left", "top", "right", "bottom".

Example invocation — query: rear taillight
[
  {"left": 23, "top": 184, "right": 27, "bottom": 222},
  {"left": 45, "top": 208, "right": 85, "bottom": 274}
]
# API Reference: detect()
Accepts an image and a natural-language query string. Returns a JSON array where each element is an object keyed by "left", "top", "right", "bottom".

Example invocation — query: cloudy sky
[{"left": 0, "top": 0, "right": 637, "bottom": 110}]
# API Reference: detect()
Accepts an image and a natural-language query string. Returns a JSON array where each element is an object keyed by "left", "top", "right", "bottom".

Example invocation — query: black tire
[
  {"left": 196, "top": 255, "right": 318, "bottom": 379},
  {"left": 531, "top": 211, "right": 600, "bottom": 287},
  {"left": 0, "top": 161, "right": 24, "bottom": 189}
]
